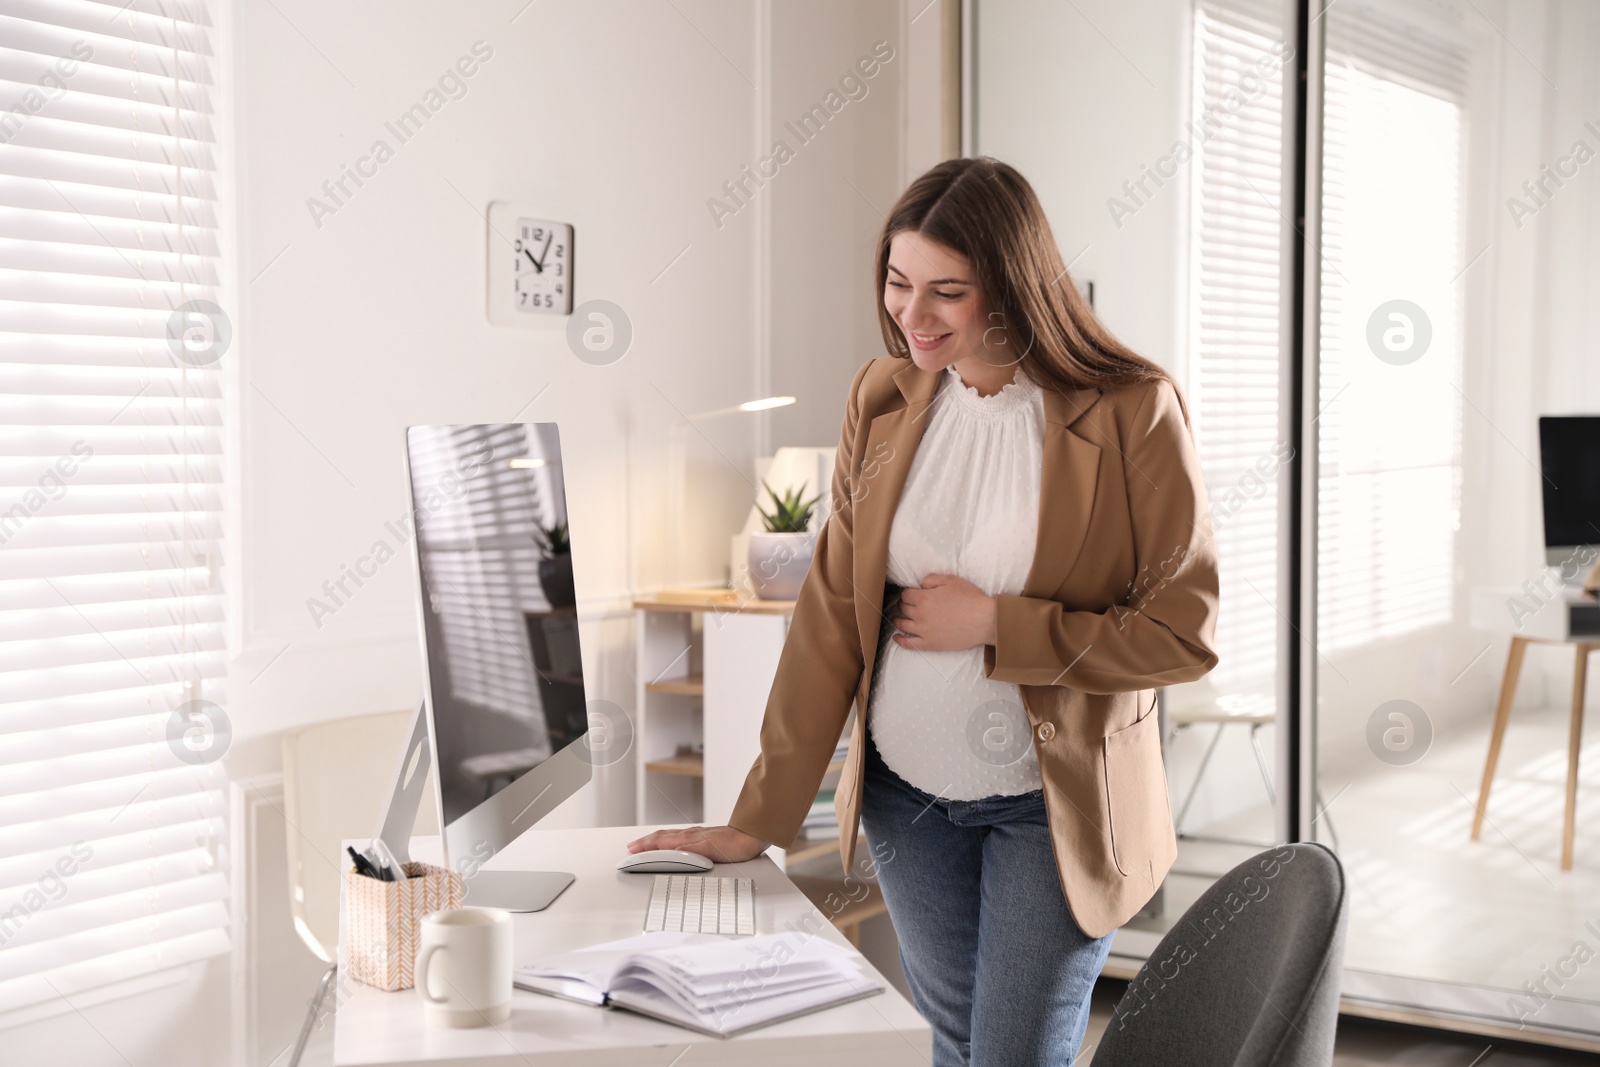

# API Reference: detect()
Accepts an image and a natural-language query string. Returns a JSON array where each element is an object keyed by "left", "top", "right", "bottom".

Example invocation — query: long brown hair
[{"left": 875, "top": 157, "right": 1188, "bottom": 424}]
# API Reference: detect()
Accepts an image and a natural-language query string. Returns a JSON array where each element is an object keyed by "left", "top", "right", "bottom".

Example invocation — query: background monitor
[
  {"left": 1539, "top": 415, "right": 1600, "bottom": 568},
  {"left": 404, "top": 423, "right": 591, "bottom": 909}
]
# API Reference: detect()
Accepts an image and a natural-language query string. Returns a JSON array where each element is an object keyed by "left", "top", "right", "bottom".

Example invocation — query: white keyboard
[{"left": 643, "top": 874, "right": 755, "bottom": 936}]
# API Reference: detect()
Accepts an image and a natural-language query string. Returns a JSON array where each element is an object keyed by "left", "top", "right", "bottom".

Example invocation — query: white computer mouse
[{"left": 616, "top": 848, "right": 714, "bottom": 874}]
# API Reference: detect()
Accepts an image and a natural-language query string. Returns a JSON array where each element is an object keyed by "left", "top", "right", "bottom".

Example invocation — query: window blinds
[
  {"left": 1317, "top": 1, "right": 1467, "bottom": 653},
  {"left": 1186, "top": 0, "right": 1288, "bottom": 712},
  {"left": 0, "top": 0, "right": 228, "bottom": 1017}
]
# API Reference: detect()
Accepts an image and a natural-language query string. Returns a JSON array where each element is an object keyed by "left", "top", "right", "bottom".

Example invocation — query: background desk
[
  {"left": 1468, "top": 584, "right": 1600, "bottom": 870},
  {"left": 334, "top": 825, "right": 930, "bottom": 1065}
]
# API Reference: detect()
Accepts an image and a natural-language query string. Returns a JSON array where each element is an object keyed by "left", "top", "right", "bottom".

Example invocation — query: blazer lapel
[
  {"left": 1024, "top": 383, "right": 1104, "bottom": 599},
  {"left": 851, "top": 362, "right": 939, "bottom": 675}
]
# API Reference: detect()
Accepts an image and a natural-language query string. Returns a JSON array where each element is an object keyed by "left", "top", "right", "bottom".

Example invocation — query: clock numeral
[{"left": 500, "top": 218, "right": 572, "bottom": 318}]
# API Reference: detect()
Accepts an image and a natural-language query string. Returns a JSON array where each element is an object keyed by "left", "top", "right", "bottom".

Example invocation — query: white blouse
[{"left": 866, "top": 363, "right": 1046, "bottom": 799}]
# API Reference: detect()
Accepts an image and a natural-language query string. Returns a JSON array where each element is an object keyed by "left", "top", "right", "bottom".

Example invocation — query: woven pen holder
[{"left": 343, "top": 861, "right": 464, "bottom": 991}]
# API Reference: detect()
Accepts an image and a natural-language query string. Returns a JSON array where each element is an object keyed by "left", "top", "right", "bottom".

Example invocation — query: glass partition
[{"left": 1310, "top": 0, "right": 1600, "bottom": 1041}]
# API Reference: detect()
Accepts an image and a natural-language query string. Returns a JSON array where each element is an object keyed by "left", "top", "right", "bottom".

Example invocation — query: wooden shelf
[
  {"left": 645, "top": 674, "right": 704, "bottom": 696},
  {"left": 634, "top": 588, "right": 796, "bottom": 616},
  {"left": 784, "top": 831, "right": 862, "bottom": 865},
  {"left": 643, "top": 753, "right": 704, "bottom": 777},
  {"left": 633, "top": 592, "right": 796, "bottom": 827}
]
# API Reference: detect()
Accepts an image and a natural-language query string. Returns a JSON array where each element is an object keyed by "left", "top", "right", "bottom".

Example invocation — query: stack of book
[
  {"left": 799, "top": 739, "right": 849, "bottom": 839},
  {"left": 801, "top": 789, "right": 837, "bottom": 838}
]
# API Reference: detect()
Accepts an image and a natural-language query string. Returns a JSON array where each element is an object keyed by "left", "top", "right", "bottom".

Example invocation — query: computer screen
[
  {"left": 405, "top": 423, "right": 589, "bottom": 832},
  {"left": 1539, "top": 416, "right": 1600, "bottom": 555}
]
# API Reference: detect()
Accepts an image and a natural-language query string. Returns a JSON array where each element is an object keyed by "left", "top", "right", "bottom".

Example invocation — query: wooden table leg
[
  {"left": 1472, "top": 636, "right": 1528, "bottom": 840},
  {"left": 1561, "top": 643, "right": 1593, "bottom": 871}
]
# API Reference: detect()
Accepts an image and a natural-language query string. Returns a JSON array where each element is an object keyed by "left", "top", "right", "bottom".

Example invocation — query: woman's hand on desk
[
  {"left": 891, "top": 573, "right": 997, "bottom": 652},
  {"left": 626, "top": 825, "right": 770, "bottom": 863}
]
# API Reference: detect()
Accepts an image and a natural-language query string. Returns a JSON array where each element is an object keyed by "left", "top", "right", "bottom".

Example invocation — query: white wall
[
  {"left": 3, "top": 967, "right": 229, "bottom": 1067},
  {"left": 1473, "top": 0, "right": 1600, "bottom": 711},
  {"left": 972, "top": 0, "right": 1193, "bottom": 375},
  {"left": 225, "top": 0, "right": 928, "bottom": 758},
  {"left": 762, "top": 1, "right": 908, "bottom": 454},
  {"left": 228, "top": 0, "right": 767, "bottom": 765},
  {"left": 6, "top": 3, "right": 932, "bottom": 1064}
]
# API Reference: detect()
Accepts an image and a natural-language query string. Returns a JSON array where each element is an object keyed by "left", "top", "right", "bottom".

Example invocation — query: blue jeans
[{"left": 860, "top": 731, "right": 1113, "bottom": 1067}]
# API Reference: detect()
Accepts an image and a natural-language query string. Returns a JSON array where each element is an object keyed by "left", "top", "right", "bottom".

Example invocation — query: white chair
[
  {"left": 281, "top": 710, "right": 438, "bottom": 1067},
  {"left": 1165, "top": 684, "right": 1340, "bottom": 853},
  {"left": 1166, "top": 678, "right": 1276, "bottom": 841}
]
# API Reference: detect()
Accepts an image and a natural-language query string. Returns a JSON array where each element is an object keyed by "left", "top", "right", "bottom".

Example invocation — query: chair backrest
[
  {"left": 281, "top": 710, "right": 439, "bottom": 961},
  {"left": 1092, "top": 842, "right": 1347, "bottom": 1067}
]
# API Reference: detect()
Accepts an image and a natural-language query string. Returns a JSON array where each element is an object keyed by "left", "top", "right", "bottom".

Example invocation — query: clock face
[
  {"left": 485, "top": 203, "right": 573, "bottom": 326},
  {"left": 512, "top": 218, "right": 572, "bottom": 315}
]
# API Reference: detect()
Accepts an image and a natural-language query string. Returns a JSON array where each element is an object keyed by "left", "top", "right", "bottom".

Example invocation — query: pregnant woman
[{"left": 628, "top": 156, "right": 1220, "bottom": 1065}]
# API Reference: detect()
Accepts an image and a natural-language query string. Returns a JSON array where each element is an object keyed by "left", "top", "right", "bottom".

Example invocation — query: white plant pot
[{"left": 747, "top": 531, "right": 816, "bottom": 600}]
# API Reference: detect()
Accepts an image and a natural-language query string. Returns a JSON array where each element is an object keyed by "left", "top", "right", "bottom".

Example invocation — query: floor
[{"left": 1123, "top": 697, "right": 1600, "bottom": 1037}]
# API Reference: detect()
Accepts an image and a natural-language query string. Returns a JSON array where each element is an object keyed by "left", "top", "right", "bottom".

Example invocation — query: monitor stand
[
  {"left": 460, "top": 870, "right": 575, "bottom": 912},
  {"left": 370, "top": 701, "right": 576, "bottom": 913}
]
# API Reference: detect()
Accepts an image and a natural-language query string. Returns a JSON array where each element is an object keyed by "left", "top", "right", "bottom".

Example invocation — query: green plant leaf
[
  {"left": 532, "top": 521, "right": 571, "bottom": 555},
  {"left": 758, "top": 479, "right": 818, "bottom": 533}
]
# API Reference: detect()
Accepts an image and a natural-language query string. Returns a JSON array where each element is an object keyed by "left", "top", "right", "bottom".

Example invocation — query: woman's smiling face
[{"left": 883, "top": 230, "right": 991, "bottom": 374}]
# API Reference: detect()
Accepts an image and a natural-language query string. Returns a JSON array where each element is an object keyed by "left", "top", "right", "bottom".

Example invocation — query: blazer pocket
[{"left": 1102, "top": 694, "right": 1172, "bottom": 879}]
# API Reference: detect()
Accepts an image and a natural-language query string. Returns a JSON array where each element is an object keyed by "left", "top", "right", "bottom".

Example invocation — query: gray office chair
[{"left": 1092, "top": 843, "right": 1347, "bottom": 1067}]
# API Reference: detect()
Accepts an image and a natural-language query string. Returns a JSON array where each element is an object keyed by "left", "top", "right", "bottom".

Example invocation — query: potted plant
[
  {"left": 533, "top": 521, "right": 575, "bottom": 609},
  {"left": 747, "top": 481, "right": 819, "bottom": 600}
]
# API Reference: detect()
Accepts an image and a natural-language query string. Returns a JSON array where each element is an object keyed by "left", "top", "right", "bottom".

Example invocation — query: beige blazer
[{"left": 728, "top": 355, "right": 1220, "bottom": 939}]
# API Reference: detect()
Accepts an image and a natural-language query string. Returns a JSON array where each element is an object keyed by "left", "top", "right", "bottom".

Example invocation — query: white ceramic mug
[{"left": 415, "top": 907, "right": 513, "bottom": 1028}]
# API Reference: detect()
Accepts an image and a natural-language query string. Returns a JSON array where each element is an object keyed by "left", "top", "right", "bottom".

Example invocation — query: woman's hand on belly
[{"left": 891, "top": 573, "right": 998, "bottom": 652}]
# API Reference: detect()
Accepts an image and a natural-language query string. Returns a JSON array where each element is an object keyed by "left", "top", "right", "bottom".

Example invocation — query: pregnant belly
[{"left": 867, "top": 641, "right": 1042, "bottom": 800}]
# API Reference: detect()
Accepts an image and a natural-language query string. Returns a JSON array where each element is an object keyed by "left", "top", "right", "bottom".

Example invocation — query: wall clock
[{"left": 486, "top": 202, "right": 573, "bottom": 325}]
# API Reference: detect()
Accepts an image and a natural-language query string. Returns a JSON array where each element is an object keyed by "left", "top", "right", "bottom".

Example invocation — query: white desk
[
  {"left": 1467, "top": 584, "right": 1600, "bottom": 870},
  {"left": 334, "top": 825, "right": 931, "bottom": 1065}
]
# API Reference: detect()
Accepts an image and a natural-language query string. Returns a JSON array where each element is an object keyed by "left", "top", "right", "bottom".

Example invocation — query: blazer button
[{"left": 1036, "top": 721, "right": 1055, "bottom": 742}]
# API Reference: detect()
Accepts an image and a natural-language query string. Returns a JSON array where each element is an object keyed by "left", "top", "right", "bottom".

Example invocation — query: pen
[
  {"left": 347, "top": 845, "right": 381, "bottom": 879},
  {"left": 365, "top": 838, "right": 401, "bottom": 882}
]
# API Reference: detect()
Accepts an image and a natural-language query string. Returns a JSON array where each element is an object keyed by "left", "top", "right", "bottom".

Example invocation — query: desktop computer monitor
[
  {"left": 1539, "top": 416, "right": 1600, "bottom": 569},
  {"left": 399, "top": 422, "right": 592, "bottom": 910}
]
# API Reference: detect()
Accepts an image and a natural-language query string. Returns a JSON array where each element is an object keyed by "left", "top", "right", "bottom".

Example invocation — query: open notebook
[{"left": 514, "top": 930, "right": 884, "bottom": 1038}]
